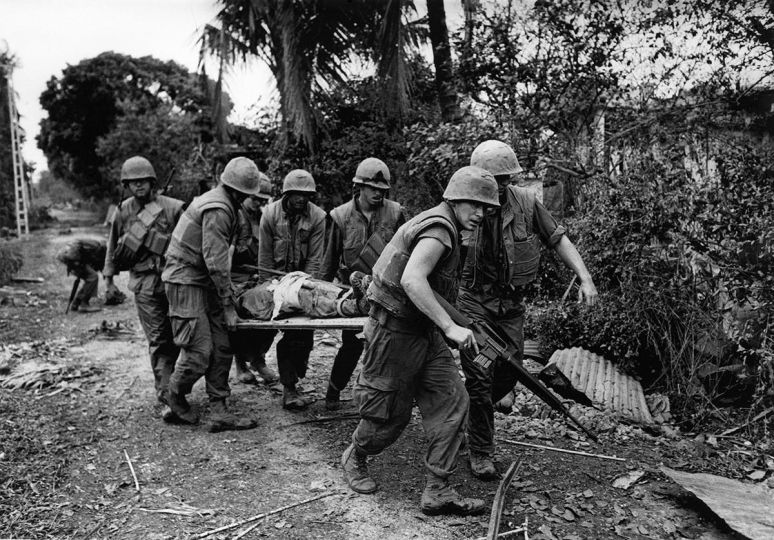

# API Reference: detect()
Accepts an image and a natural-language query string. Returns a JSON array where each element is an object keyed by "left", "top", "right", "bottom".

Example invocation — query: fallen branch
[
  {"left": 232, "top": 519, "right": 263, "bottom": 540},
  {"left": 282, "top": 413, "right": 360, "bottom": 428},
  {"left": 719, "top": 407, "right": 774, "bottom": 437},
  {"left": 192, "top": 492, "right": 336, "bottom": 539},
  {"left": 473, "top": 527, "right": 527, "bottom": 540},
  {"left": 487, "top": 459, "right": 523, "bottom": 540},
  {"left": 123, "top": 449, "right": 140, "bottom": 492},
  {"left": 498, "top": 438, "right": 625, "bottom": 462}
]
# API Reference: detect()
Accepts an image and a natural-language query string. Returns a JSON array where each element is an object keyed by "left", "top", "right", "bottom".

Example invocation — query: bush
[
  {"left": 532, "top": 140, "right": 774, "bottom": 419},
  {"left": 0, "top": 243, "right": 23, "bottom": 285}
]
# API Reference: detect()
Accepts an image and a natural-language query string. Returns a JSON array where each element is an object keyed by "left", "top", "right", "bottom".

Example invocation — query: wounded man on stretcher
[{"left": 235, "top": 271, "right": 372, "bottom": 320}]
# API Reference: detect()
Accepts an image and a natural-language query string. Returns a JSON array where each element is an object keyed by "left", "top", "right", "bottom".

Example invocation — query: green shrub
[{"left": 0, "top": 243, "right": 23, "bottom": 285}]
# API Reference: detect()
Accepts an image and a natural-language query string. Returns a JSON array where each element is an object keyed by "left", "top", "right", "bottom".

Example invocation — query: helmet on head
[
  {"left": 470, "top": 140, "right": 523, "bottom": 176},
  {"left": 220, "top": 157, "right": 262, "bottom": 196},
  {"left": 120, "top": 156, "right": 156, "bottom": 184},
  {"left": 353, "top": 157, "right": 391, "bottom": 190},
  {"left": 443, "top": 166, "right": 500, "bottom": 207},
  {"left": 254, "top": 172, "right": 272, "bottom": 200},
  {"left": 282, "top": 169, "right": 316, "bottom": 194}
]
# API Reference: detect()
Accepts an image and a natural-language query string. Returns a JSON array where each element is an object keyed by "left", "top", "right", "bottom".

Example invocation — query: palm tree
[{"left": 199, "top": 0, "right": 463, "bottom": 150}]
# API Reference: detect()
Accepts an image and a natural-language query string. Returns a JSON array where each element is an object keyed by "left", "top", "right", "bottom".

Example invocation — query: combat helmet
[
  {"left": 443, "top": 166, "right": 500, "bottom": 207},
  {"left": 120, "top": 156, "right": 157, "bottom": 185},
  {"left": 352, "top": 157, "right": 391, "bottom": 190},
  {"left": 282, "top": 169, "right": 316, "bottom": 194},
  {"left": 470, "top": 140, "right": 523, "bottom": 176},
  {"left": 220, "top": 157, "right": 262, "bottom": 196}
]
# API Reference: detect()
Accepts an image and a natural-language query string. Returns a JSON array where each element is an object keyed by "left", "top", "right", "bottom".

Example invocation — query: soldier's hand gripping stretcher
[{"left": 432, "top": 291, "right": 598, "bottom": 442}]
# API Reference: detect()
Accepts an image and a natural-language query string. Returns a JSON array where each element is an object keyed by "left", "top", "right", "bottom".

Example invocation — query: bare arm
[
  {"left": 401, "top": 237, "right": 478, "bottom": 353},
  {"left": 103, "top": 210, "right": 122, "bottom": 285},
  {"left": 553, "top": 235, "right": 598, "bottom": 306}
]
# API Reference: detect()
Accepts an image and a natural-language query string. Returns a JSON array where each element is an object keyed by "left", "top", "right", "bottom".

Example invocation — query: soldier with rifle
[
  {"left": 104, "top": 156, "right": 184, "bottom": 421},
  {"left": 459, "top": 140, "right": 598, "bottom": 480},
  {"left": 58, "top": 238, "right": 107, "bottom": 313},
  {"left": 321, "top": 157, "right": 405, "bottom": 410},
  {"left": 341, "top": 166, "right": 498, "bottom": 516}
]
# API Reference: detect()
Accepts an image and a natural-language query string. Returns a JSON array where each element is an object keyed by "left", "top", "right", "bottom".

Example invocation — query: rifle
[
  {"left": 65, "top": 277, "right": 81, "bottom": 314},
  {"left": 433, "top": 291, "right": 598, "bottom": 442},
  {"left": 159, "top": 166, "right": 176, "bottom": 194}
]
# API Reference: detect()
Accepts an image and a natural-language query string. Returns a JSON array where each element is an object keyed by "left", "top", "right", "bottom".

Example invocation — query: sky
[{"left": 0, "top": 0, "right": 275, "bottom": 178}]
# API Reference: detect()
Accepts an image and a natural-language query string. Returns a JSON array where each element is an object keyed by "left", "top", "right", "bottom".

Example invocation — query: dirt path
[{"left": 0, "top": 222, "right": 748, "bottom": 539}]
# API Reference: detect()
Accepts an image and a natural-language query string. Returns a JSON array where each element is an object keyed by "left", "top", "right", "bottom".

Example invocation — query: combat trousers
[
  {"left": 166, "top": 283, "right": 232, "bottom": 401},
  {"left": 458, "top": 288, "right": 524, "bottom": 456},
  {"left": 256, "top": 329, "right": 313, "bottom": 387},
  {"left": 72, "top": 265, "right": 99, "bottom": 306},
  {"left": 328, "top": 329, "right": 365, "bottom": 393},
  {"left": 229, "top": 328, "right": 273, "bottom": 367},
  {"left": 351, "top": 306, "right": 469, "bottom": 479},
  {"left": 134, "top": 279, "right": 179, "bottom": 404}
]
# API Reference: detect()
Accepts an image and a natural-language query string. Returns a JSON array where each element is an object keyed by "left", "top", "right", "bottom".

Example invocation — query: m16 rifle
[{"left": 433, "top": 291, "right": 598, "bottom": 442}]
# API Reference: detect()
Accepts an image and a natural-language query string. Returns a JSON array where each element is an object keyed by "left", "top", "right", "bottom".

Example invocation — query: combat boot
[
  {"left": 341, "top": 444, "right": 377, "bottom": 494},
  {"left": 234, "top": 359, "right": 258, "bottom": 385},
  {"left": 204, "top": 400, "right": 258, "bottom": 433},
  {"left": 282, "top": 385, "right": 311, "bottom": 410},
  {"left": 325, "top": 384, "right": 341, "bottom": 411},
  {"left": 166, "top": 389, "right": 199, "bottom": 424},
  {"left": 469, "top": 452, "right": 499, "bottom": 480},
  {"left": 420, "top": 474, "right": 485, "bottom": 516},
  {"left": 251, "top": 360, "right": 278, "bottom": 383}
]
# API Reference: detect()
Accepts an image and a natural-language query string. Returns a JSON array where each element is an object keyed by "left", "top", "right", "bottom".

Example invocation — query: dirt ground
[{"left": 0, "top": 216, "right": 761, "bottom": 539}]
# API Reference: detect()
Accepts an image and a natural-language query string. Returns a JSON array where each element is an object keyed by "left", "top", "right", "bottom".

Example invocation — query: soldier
[
  {"left": 162, "top": 157, "right": 262, "bottom": 432},
  {"left": 460, "top": 140, "right": 598, "bottom": 479},
  {"left": 341, "top": 166, "right": 499, "bottom": 516},
  {"left": 321, "top": 158, "right": 405, "bottom": 410},
  {"left": 256, "top": 169, "right": 326, "bottom": 410},
  {"left": 230, "top": 172, "right": 279, "bottom": 385},
  {"left": 104, "top": 156, "right": 184, "bottom": 420},
  {"left": 57, "top": 238, "right": 106, "bottom": 313}
]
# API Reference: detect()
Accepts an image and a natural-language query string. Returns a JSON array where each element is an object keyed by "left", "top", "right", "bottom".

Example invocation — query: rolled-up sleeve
[
  {"left": 202, "top": 208, "right": 235, "bottom": 306},
  {"left": 533, "top": 199, "right": 566, "bottom": 248},
  {"left": 103, "top": 210, "right": 122, "bottom": 278}
]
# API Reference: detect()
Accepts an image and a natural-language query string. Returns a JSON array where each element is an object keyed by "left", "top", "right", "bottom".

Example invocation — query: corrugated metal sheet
[{"left": 547, "top": 347, "right": 654, "bottom": 424}]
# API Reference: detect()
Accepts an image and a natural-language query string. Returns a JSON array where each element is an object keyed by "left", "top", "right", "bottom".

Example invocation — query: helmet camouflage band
[{"left": 352, "top": 157, "right": 391, "bottom": 190}]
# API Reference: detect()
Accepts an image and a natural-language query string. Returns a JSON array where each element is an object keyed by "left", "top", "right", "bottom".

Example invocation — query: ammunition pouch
[
  {"left": 112, "top": 202, "right": 169, "bottom": 271},
  {"left": 350, "top": 231, "right": 387, "bottom": 275}
]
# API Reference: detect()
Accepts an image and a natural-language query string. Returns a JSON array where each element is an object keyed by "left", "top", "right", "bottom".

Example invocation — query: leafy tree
[{"left": 38, "top": 52, "right": 223, "bottom": 199}]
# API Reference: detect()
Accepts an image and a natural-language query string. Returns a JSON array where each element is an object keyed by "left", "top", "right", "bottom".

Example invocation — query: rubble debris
[
  {"left": 645, "top": 393, "right": 672, "bottom": 423},
  {"left": 546, "top": 348, "right": 654, "bottom": 424},
  {"left": 612, "top": 470, "right": 645, "bottom": 489},
  {"left": 90, "top": 320, "right": 134, "bottom": 339},
  {"left": 0, "top": 363, "right": 100, "bottom": 391},
  {"left": 11, "top": 276, "right": 44, "bottom": 283},
  {"left": 662, "top": 466, "right": 774, "bottom": 540}
]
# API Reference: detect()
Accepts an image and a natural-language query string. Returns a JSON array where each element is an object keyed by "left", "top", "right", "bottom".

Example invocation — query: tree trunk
[{"left": 426, "top": 0, "right": 462, "bottom": 122}]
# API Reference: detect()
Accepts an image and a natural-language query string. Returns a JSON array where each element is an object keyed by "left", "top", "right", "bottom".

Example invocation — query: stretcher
[{"left": 235, "top": 316, "right": 368, "bottom": 330}]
